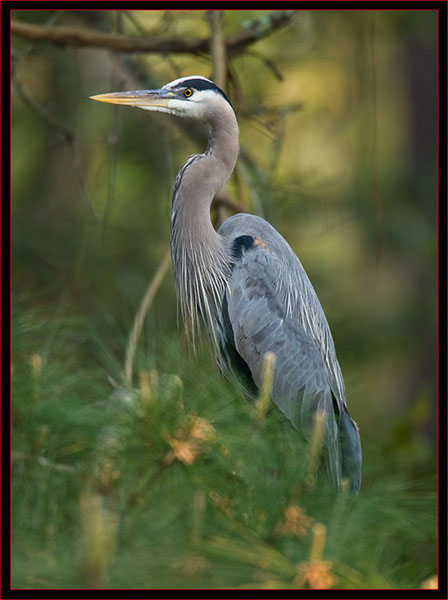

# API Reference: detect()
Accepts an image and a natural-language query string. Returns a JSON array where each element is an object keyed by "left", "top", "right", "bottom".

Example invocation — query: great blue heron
[{"left": 91, "top": 76, "right": 362, "bottom": 492}]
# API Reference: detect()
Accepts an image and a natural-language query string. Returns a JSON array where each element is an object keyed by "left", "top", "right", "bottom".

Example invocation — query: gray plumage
[
  {"left": 91, "top": 75, "right": 362, "bottom": 492},
  {"left": 218, "top": 214, "right": 361, "bottom": 490}
]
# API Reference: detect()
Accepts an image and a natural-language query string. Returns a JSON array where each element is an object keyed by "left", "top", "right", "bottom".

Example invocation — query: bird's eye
[{"left": 184, "top": 89, "right": 193, "bottom": 98}]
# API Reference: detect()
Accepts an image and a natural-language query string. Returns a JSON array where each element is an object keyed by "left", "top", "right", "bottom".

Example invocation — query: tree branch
[
  {"left": 11, "top": 11, "right": 293, "bottom": 57},
  {"left": 207, "top": 10, "right": 227, "bottom": 89},
  {"left": 212, "top": 191, "right": 247, "bottom": 215},
  {"left": 208, "top": 10, "right": 228, "bottom": 227},
  {"left": 11, "top": 20, "right": 209, "bottom": 54},
  {"left": 124, "top": 251, "right": 172, "bottom": 385}
]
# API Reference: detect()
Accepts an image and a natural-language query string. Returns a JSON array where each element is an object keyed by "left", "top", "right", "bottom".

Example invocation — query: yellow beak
[{"left": 90, "top": 89, "right": 172, "bottom": 109}]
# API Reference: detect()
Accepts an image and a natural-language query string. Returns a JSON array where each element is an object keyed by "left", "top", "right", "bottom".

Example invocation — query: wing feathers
[
  {"left": 217, "top": 214, "right": 361, "bottom": 491},
  {"left": 221, "top": 233, "right": 358, "bottom": 490}
]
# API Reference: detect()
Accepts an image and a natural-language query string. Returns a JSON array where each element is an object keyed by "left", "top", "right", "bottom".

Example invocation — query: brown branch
[
  {"left": 124, "top": 251, "right": 172, "bottom": 385},
  {"left": 11, "top": 11, "right": 294, "bottom": 57},
  {"left": 212, "top": 191, "right": 247, "bottom": 215},
  {"left": 246, "top": 50, "right": 284, "bottom": 82},
  {"left": 225, "top": 11, "right": 295, "bottom": 56},
  {"left": 11, "top": 20, "right": 208, "bottom": 54},
  {"left": 207, "top": 11, "right": 227, "bottom": 89},
  {"left": 369, "top": 13, "right": 384, "bottom": 270},
  {"left": 208, "top": 10, "right": 228, "bottom": 227}
]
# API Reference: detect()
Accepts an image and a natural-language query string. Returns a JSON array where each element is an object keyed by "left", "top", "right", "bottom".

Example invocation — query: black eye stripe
[{"left": 172, "top": 78, "right": 232, "bottom": 108}]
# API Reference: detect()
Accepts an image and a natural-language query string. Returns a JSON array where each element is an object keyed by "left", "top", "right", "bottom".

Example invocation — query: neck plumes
[{"left": 170, "top": 101, "right": 239, "bottom": 350}]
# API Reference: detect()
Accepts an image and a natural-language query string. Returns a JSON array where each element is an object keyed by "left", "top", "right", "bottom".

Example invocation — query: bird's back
[
  {"left": 218, "top": 213, "right": 344, "bottom": 402},
  {"left": 217, "top": 213, "right": 361, "bottom": 491}
]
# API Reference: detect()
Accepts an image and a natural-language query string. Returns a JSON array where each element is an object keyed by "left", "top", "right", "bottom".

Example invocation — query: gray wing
[{"left": 218, "top": 214, "right": 361, "bottom": 490}]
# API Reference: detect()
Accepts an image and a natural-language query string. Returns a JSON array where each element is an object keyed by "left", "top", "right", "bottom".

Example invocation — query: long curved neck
[{"left": 170, "top": 104, "right": 239, "bottom": 347}]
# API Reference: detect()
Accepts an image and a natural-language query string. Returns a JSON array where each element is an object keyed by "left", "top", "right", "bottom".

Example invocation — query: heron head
[{"left": 90, "top": 75, "right": 234, "bottom": 122}]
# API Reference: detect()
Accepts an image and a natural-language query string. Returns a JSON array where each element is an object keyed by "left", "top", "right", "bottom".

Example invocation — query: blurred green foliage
[
  {"left": 12, "top": 315, "right": 437, "bottom": 589},
  {"left": 11, "top": 9, "right": 437, "bottom": 589}
]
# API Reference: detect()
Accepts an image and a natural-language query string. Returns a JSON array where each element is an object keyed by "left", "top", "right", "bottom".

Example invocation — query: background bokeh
[{"left": 11, "top": 10, "right": 438, "bottom": 589}]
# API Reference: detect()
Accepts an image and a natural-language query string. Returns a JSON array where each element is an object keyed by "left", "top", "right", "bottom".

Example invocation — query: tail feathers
[{"left": 339, "top": 408, "right": 362, "bottom": 493}]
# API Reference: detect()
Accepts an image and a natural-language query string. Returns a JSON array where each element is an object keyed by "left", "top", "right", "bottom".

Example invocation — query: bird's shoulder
[
  {"left": 219, "top": 213, "right": 317, "bottom": 322},
  {"left": 218, "top": 213, "right": 295, "bottom": 257}
]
